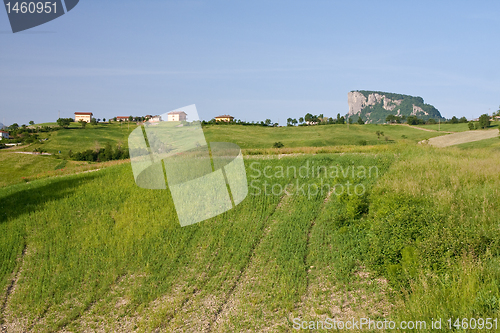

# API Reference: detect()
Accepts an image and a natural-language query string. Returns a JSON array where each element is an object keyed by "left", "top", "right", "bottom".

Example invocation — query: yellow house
[
  {"left": 74, "top": 112, "right": 93, "bottom": 123},
  {"left": 214, "top": 115, "right": 234, "bottom": 122},
  {"left": 167, "top": 111, "right": 187, "bottom": 122}
]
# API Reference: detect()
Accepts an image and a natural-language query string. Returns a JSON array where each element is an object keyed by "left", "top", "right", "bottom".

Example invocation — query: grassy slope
[
  {"left": 25, "top": 122, "right": 138, "bottom": 155},
  {"left": 0, "top": 153, "right": 394, "bottom": 331},
  {"left": 457, "top": 136, "right": 500, "bottom": 149},
  {"left": 0, "top": 123, "right": 443, "bottom": 188},
  {"left": 2, "top": 145, "right": 500, "bottom": 331},
  {"left": 202, "top": 124, "right": 446, "bottom": 149}
]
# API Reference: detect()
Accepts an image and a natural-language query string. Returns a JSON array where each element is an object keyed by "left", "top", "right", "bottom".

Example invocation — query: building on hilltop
[
  {"left": 116, "top": 116, "right": 130, "bottom": 122},
  {"left": 148, "top": 115, "right": 162, "bottom": 122},
  {"left": 167, "top": 111, "right": 187, "bottom": 122},
  {"left": 74, "top": 112, "right": 93, "bottom": 123},
  {"left": 215, "top": 115, "right": 234, "bottom": 122},
  {"left": 0, "top": 130, "right": 9, "bottom": 140}
]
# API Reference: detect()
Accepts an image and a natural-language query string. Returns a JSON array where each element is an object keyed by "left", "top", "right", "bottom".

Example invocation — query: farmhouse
[
  {"left": 167, "top": 111, "right": 187, "bottom": 122},
  {"left": 74, "top": 112, "right": 93, "bottom": 123},
  {"left": 148, "top": 115, "right": 162, "bottom": 122},
  {"left": 0, "top": 130, "right": 9, "bottom": 140},
  {"left": 116, "top": 116, "right": 130, "bottom": 122},
  {"left": 215, "top": 115, "right": 234, "bottom": 122}
]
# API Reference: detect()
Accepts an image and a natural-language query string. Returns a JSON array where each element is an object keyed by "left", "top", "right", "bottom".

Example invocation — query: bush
[
  {"left": 273, "top": 141, "right": 284, "bottom": 148},
  {"left": 358, "top": 139, "right": 368, "bottom": 146},
  {"left": 468, "top": 121, "right": 475, "bottom": 130},
  {"left": 71, "top": 143, "right": 129, "bottom": 162},
  {"left": 478, "top": 114, "right": 490, "bottom": 129}
]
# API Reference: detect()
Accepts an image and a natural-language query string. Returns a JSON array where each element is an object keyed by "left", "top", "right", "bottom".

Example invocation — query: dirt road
[{"left": 422, "top": 129, "right": 499, "bottom": 147}]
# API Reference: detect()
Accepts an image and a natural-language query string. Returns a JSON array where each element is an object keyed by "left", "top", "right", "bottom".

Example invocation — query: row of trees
[{"left": 69, "top": 142, "right": 129, "bottom": 162}]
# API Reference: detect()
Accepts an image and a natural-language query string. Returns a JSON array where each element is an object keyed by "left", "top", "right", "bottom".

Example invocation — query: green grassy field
[
  {"left": 1, "top": 144, "right": 500, "bottom": 332},
  {"left": 26, "top": 122, "right": 138, "bottom": 155},
  {"left": 22, "top": 123, "right": 447, "bottom": 156},
  {"left": 456, "top": 136, "right": 500, "bottom": 150},
  {"left": 202, "top": 124, "right": 446, "bottom": 149}
]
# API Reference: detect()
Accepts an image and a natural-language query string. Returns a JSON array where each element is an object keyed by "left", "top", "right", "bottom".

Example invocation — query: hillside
[
  {"left": 1, "top": 146, "right": 500, "bottom": 331},
  {"left": 348, "top": 90, "right": 444, "bottom": 124}
]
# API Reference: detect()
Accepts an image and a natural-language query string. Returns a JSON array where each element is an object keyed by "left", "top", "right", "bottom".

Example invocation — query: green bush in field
[
  {"left": 479, "top": 114, "right": 490, "bottom": 129},
  {"left": 468, "top": 121, "right": 475, "bottom": 130},
  {"left": 273, "top": 141, "right": 284, "bottom": 148}
]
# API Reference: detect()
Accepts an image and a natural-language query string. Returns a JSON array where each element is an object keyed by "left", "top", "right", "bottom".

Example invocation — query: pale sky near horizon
[{"left": 1, "top": 0, "right": 499, "bottom": 126}]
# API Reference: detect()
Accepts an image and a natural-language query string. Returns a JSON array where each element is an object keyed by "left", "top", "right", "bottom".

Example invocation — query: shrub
[
  {"left": 468, "top": 121, "right": 475, "bottom": 130},
  {"left": 358, "top": 139, "right": 367, "bottom": 146},
  {"left": 273, "top": 141, "right": 284, "bottom": 148},
  {"left": 478, "top": 114, "right": 490, "bottom": 129}
]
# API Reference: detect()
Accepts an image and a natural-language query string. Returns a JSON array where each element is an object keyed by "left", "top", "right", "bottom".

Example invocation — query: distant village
[{"left": 73, "top": 111, "right": 234, "bottom": 124}]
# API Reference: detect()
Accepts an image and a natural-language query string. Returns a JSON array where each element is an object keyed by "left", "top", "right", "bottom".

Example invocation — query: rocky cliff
[{"left": 348, "top": 90, "right": 444, "bottom": 124}]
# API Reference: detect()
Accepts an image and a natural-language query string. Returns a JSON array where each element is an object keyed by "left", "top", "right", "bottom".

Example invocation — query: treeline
[
  {"left": 202, "top": 113, "right": 349, "bottom": 127},
  {"left": 69, "top": 143, "right": 130, "bottom": 162},
  {"left": 2, "top": 123, "right": 57, "bottom": 145}
]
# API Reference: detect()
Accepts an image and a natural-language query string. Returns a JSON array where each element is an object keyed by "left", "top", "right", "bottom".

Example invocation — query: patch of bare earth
[{"left": 292, "top": 265, "right": 393, "bottom": 331}]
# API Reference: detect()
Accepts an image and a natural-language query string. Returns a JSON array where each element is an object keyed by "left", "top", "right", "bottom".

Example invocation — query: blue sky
[{"left": 1, "top": 0, "right": 499, "bottom": 125}]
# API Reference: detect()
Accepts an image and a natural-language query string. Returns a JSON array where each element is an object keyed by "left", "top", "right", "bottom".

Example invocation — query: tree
[
  {"left": 113, "top": 117, "right": 117, "bottom": 121},
  {"left": 29, "top": 120, "right": 35, "bottom": 125},
  {"left": 468, "top": 121, "right": 474, "bottom": 130},
  {"left": 428, "top": 118, "right": 437, "bottom": 124},
  {"left": 348, "top": 117, "right": 353, "bottom": 124},
  {"left": 357, "top": 117, "right": 364, "bottom": 125},
  {"left": 376, "top": 131, "right": 384, "bottom": 141},
  {"left": 90, "top": 118, "right": 98, "bottom": 125},
  {"left": 292, "top": 119, "right": 298, "bottom": 126},
  {"left": 338, "top": 116, "right": 345, "bottom": 124},
  {"left": 128, "top": 115, "right": 133, "bottom": 122},
  {"left": 56, "top": 118, "right": 72, "bottom": 128},
  {"left": 407, "top": 116, "right": 419, "bottom": 125},
  {"left": 299, "top": 117, "right": 304, "bottom": 124},
  {"left": 459, "top": 116, "right": 468, "bottom": 123},
  {"left": 450, "top": 116, "right": 459, "bottom": 124},
  {"left": 79, "top": 120, "right": 87, "bottom": 128},
  {"left": 103, "top": 118, "right": 106, "bottom": 122},
  {"left": 304, "top": 113, "right": 313, "bottom": 123},
  {"left": 478, "top": 114, "right": 490, "bottom": 129},
  {"left": 287, "top": 118, "right": 293, "bottom": 126},
  {"left": 265, "top": 119, "right": 271, "bottom": 126}
]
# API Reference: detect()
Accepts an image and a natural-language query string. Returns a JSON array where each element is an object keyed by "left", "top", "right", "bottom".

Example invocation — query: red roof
[
  {"left": 0, "top": 130, "right": 8, "bottom": 134},
  {"left": 215, "top": 115, "right": 234, "bottom": 118},
  {"left": 74, "top": 112, "right": 93, "bottom": 115},
  {"left": 168, "top": 111, "right": 187, "bottom": 115},
  {"left": 116, "top": 116, "right": 130, "bottom": 119}
]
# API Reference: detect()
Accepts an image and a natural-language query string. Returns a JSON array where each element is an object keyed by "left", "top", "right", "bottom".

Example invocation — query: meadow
[
  {"left": 202, "top": 123, "right": 446, "bottom": 148},
  {"left": 23, "top": 122, "right": 446, "bottom": 156},
  {"left": 1, "top": 142, "right": 499, "bottom": 332},
  {"left": 1, "top": 123, "right": 500, "bottom": 331}
]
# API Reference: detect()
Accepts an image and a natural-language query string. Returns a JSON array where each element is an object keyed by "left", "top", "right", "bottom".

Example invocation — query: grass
[
  {"left": 0, "top": 151, "right": 128, "bottom": 187},
  {"left": 456, "top": 136, "right": 500, "bottom": 150},
  {"left": 202, "top": 123, "right": 446, "bottom": 149},
  {"left": 2, "top": 124, "right": 500, "bottom": 331},
  {"left": 25, "top": 122, "right": 138, "bottom": 155},
  {"left": 0, "top": 153, "right": 395, "bottom": 331}
]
